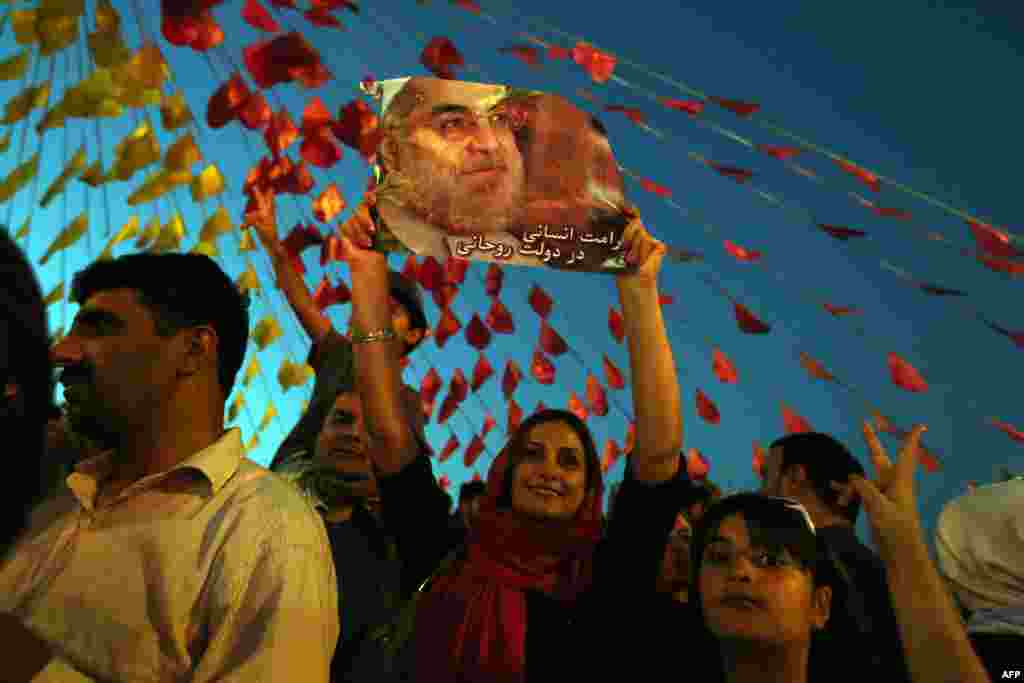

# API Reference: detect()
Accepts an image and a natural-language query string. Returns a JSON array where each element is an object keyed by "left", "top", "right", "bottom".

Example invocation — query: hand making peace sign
[{"left": 847, "top": 421, "right": 928, "bottom": 556}]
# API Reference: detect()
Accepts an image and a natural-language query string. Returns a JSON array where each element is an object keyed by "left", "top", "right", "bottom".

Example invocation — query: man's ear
[{"left": 182, "top": 326, "right": 218, "bottom": 377}]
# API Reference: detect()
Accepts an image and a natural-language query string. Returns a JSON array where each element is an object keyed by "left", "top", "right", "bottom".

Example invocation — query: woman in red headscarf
[{"left": 340, "top": 195, "right": 685, "bottom": 682}]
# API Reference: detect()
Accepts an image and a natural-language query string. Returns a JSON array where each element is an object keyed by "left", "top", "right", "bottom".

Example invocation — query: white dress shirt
[{"left": 1, "top": 428, "right": 339, "bottom": 682}]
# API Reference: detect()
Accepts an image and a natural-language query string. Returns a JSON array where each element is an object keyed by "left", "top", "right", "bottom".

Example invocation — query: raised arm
[
  {"left": 340, "top": 194, "right": 419, "bottom": 475},
  {"left": 244, "top": 186, "right": 332, "bottom": 346},
  {"left": 615, "top": 210, "right": 683, "bottom": 483},
  {"left": 340, "top": 196, "right": 455, "bottom": 593},
  {"left": 850, "top": 423, "right": 990, "bottom": 683}
]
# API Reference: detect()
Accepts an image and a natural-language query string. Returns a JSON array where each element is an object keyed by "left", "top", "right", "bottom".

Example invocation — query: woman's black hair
[
  {"left": 690, "top": 494, "right": 826, "bottom": 586},
  {"left": 497, "top": 409, "right": 601, "bottom": 509},
  {"left": 685, "top": 493, "right": 873, "bottom": 680}
]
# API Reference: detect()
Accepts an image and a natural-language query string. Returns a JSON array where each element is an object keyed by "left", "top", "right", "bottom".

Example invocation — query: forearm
[
  {"left": 259, "top": 236, "right": 331, "bottom": 345},
  {"left": 617, "top": 279, "right": 682, "bottom": 482},
  {"left": 348, "top": 258, "right": 418, "bottom": 474},
  {"left": 883, "top": 531, "right": 990, "bottom": 683}
]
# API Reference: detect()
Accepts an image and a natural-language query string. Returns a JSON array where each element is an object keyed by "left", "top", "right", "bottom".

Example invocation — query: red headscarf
[{"left": 414, "top": 427, "right": 605, "bottom": 683}]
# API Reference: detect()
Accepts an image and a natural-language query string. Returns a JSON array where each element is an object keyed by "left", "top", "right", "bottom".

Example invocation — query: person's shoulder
[
  {"left": 215, "top": 459, "right": 327, "bottom": 545},
  {"left": 15, "top": 483, "right": 78, "bottom": 544},
  {"left": 229, "top": 458, "right": 319, "bottom": 512},
  {"left": 195, "top": 463, "right": 333, "bottom": 593},
  {"left": 944, "top": 479, "right": 1024, "bottom": 520}
]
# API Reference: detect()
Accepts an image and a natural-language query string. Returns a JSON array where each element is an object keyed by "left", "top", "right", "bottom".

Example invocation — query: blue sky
[{"left": 2, "top": 0, "right": 1021, "bottom": 544}]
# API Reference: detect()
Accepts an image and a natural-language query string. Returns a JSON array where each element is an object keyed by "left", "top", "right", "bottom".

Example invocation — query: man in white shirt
[
  {"left": 935, "top": 477, "right": 1024, "bottom": 679},
  {"left": 0, "top": 252, "right": 339, "bottom": 681}
]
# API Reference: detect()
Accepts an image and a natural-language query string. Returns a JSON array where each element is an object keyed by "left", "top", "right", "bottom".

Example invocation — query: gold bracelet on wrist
[{"left": 350, "top": 327, "right": 397, "bottom": 344}]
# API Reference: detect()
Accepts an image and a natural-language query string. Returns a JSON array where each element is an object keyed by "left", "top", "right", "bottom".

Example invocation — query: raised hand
[
  {"left": 612, "top": 205, "right": 683, "bottom": 482},
  {"left": 616, "top": 207, "right": 667, "bottom": 289},
  {"left": 848, "top": 421, "right": 927, "bottom": 557},
  {"left": 243, "top": 185, "right": 279, "bottom": 246},
  {"left": 339, "top": 191, "right": 377, "bottom": 250},
  {"left": 338, "top": 192, "right": 386, "bottom": 272}
]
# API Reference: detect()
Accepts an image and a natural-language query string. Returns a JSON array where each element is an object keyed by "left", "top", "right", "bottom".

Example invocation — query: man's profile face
[
  {"left": 387, "top": 78, "right": 525, "bottom": 234},
  {"left": 52, "top": 289, "right": 180, "bottom": 450}
]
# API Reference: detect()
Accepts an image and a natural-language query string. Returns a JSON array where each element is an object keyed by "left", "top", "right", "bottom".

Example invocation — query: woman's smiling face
[{"left": 509, "top": 419, "right": 589, "bottom": 521}]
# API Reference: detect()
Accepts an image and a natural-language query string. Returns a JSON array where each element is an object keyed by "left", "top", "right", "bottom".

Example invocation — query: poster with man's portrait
[{"left": 365, "top": 76, "right": 636, "bottom": 273}]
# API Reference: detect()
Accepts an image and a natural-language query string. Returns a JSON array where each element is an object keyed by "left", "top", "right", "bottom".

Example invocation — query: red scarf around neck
[{"left": 414, "top": 446, "right": 604, "bottom": 683}]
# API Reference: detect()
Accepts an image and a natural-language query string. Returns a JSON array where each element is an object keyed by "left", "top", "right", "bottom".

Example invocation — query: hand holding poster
[{"left": 365, "top": 76, "right": 637, "bottom": 273}]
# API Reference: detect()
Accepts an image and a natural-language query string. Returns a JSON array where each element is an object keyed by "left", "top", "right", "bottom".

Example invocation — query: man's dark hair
[
  {"left": 769, "top": 432, "right": 865, "bottom": 524},
  {"left": 0, "top": 229, "right": 59, "bottom": 555},
  {"left": 71, "top": 253, "right": 250, "bottom": 399},
  {"left": 459, "top": 480, "right": 486, "bottom": 504}
]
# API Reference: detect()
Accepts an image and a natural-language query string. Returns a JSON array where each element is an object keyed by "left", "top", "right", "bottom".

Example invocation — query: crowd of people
[{"left": 0, "top": 72, "right": 1017, "bottom": 683}]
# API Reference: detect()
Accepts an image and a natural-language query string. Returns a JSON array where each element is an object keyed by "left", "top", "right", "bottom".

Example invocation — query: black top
[
  {"left": 377, "top": 453, "right": 685, "bottom": 681},
  {"left": 328, "top": 509, "right": 400, "bottom": 642},
  {"left": 819, "top": 525, "right": 910, "bottom": 683},
  {"left": 327, "top": 506, "right": 403, "bottom": 683}
]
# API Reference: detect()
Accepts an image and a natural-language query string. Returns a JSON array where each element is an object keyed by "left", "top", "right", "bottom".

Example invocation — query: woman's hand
[
  {"left": 615, "top": 207, "right": 667, "bottom": 289},
  {"left": 338, "top": 192, "right": 386, "bottom": 271},
  {"left": 848, "top": 421, "right": 928, "bottom": 558}
]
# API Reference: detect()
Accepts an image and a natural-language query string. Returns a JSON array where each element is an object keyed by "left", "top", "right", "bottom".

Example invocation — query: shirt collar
[
  {"left": 68, "top": 429, "right": 245, "bottom": 508},
  {"left": 178, "top": 428, "right": 245, "bottom": 494}
]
